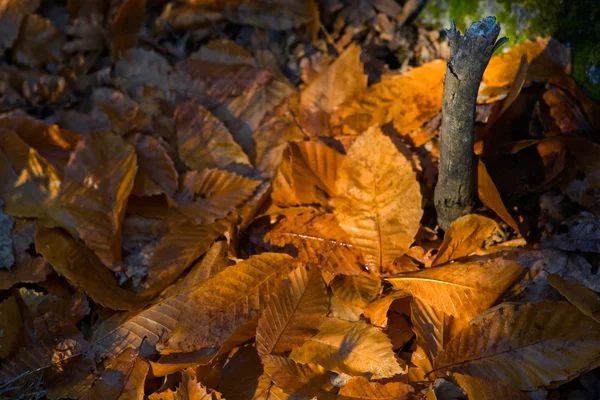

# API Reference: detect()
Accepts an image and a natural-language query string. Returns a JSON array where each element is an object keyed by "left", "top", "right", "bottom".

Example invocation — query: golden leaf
[
  {"left": 175, "top": 169, "right": 261, "bottom": 223},
  {"left": 432, "top": 214, "right": 501, "bottom": 267},
  {"left": 547, "top": 274, "right": 600, "bottom": 323},
  {"left": 271, "top": 140, "right": 344, "bottom": 208},
  {"left": 333, "top": 126, "right": 422, "bottom": 272},
  {"left": 289, "top": 317, "right": 403, "bottom": 379},
  {"left": 127, "top": 133, "right": 178, "bottom": 199},
  {"left": 158, "top": 253, "right": 299, "bottom": 354},
  {"left": 262, "top": 355, "right": 334, "bottom": 398},
  {"left": 0, "top": 296, "right": 21, "bottom": 358},
  {"left": 451, "top": 373, "right": 530, "bottom": 400},
  {"left": 334, "top": 60, "right": 445, "bottom": 141},
  {"left": 256, "top": 265, "right": 329, "bottom": 355},
  {"left": 11, "top": 13, "right": 63, "bottom": 67},
  {"left": 253, "top": 372, "right": 290, "bottom": 400},
  {"left": 434, "top": 301, "right": 600, "bottom": 390},
  {"left": 58, "top": 131, "right": 137, "bottom": 268},
  {"left": 264, "top": 207, "right": 365, "bottom": 275},
  {"left": 175, "top": 100, "right": 251, "bottom": 170},
  {"left": 300, "top": 44, "right": 367, "bottom": 114},
  {"left": 338, "top": 376, "right": 414, "bottom": 399},
  {"left": 176, "top": 368, "right": 224, "bottom": 400},
  {"left": 387, "top": 258, "right": 522, "bottom": 319},
  {"left": 35, "top": 228, "right": 146, "bottom": 311},
  {"left": 363, "top": 292, "right": 410, "bottom": 328},
  {"left": 331, "top": 272, "right": 381, "bottom": 310}
]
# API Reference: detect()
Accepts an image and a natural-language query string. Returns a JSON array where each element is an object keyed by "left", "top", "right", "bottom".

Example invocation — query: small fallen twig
[{"left": 434, "top": 16, "right": 508, "bottom": 231}]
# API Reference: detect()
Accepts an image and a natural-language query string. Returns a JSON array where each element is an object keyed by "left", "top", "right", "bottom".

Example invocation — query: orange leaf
[
  {"left": 338, "top": 376, "right": 414, "bottom": 399},
  {"left": 262, "top": 354, "right": 334, "bottom": 398}
]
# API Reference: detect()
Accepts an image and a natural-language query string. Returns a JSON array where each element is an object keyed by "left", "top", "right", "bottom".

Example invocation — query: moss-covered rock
[{"left": 418, "top": 0, "right": 600, "bottom": 101}]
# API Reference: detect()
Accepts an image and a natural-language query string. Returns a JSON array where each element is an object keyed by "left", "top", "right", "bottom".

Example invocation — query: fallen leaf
[
  {"left": 111, "top": 0, "right": 145, "bottom": 60},
  {"left": 0, "top": 250, "right": 52, "bottom": 290},
  {"left": 262, "top": 354, "right": 335, "bottom": 398},
  {"left": 451, "top": 373, "right": 529, "bottom": 400},
  {"left": 387, "top": 257, "right": 522, "bottom": 319},
  {"left": 175, "top": 100, "right": 251, "bottom": 171},
  {"left": 127, "top": 133, "right": 178, "bottom": 199},
  {"left": 271, "top": 140, "right": 344, "bottom": 208},
  {"left": 542, "top": 212, "right": 600, "bottom": 252},
  {"left": 0, "top": 296, "right": 21, "bottom": 358},
  {"left": 434, "top": 301, "right": 600, "bottom": 390},
  {"left": 256, "top": 265, "right": 329, "bottom": 355},
  {"left": 330, "top": 272, "right": 381, "bottom": 312},
  {"left": 0, "top": 203, "right": 15, "bottom": 269},
  {"left": 177, "top": 368, "right": 225, "bottom": 400},
  {"left": 289, "top": 317, "right": 403, "bottom": 379},
  {"left": 335, "top": 60, "right": 445, "bottom": 143},
  {"left": 58, "top": 131, "right": 137, "bottom": 268},
  {"left": 263, "top": 207, "right": 365, "bottom": 275},
  {"left": 547, "top": 274, "right": 600, "bottom": 323},
  {"left": 333, "top": 126, "right": 423, "bottom": 273},
  {"left": 11, "top": 13, "right": 62, "bottom": 67},
  {"left": 35, "top": 227, "right": 147, "bottom": 311},
  {"left": 363, "top": 291, "right": 411, "bottom": 328},
  {"left": 157, "top": 253, "right": 299, "bottom": 354},
  {"left": 338, "top": 376, "right": 414, "bottom": 399},
  {"left": 0, "top": 0, "right": 40, "bottom": 56},
  {"left": 432, "top": 214, "right": 501, "bottom": 267},
  {"left": 217, "top": 345, "right": 263, "bottom": 400},
  {"left": 253, "top": 371, "right": 290, "bottom": 400}
]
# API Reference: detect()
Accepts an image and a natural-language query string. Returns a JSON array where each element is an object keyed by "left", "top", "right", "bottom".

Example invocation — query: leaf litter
[{"left": 0, "top": 1, "right": 599, "bottom": 399}]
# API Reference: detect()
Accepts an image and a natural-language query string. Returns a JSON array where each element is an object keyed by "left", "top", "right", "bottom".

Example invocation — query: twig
[{"left": 434, "top": 16, "right": 508, "bottom": 231}]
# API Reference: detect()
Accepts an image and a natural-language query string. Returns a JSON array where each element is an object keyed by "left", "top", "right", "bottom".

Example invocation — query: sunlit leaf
[
  {"left": 175, "top": 100, "right": 251, "bottom": 170},
  {"left": 35, "top": 228, "right": 147, "bottom": 311},
  {"left": 262, "top": 355, "right": 335, "bottom": 398},
  {"left": 547, "top": 274, "right": 600, "bottom": 323},
  {"left": 451, "top": 373, "right": 530, "bottom": 400},
  {"left": 58, "top": 131, "right": 137, "bottom": 268},
  {"left": 388, "top": 258, "right": 522, "bottom": 319},
  {"left": 271, "top": 140, "right": 344, "bottom": 207},
  {"left": 11, "top": 13, "right": 63, "bottom": 67},
  {"left": 432, "top": 214, "right": 501, "bottom": 267},
  {"left": 176, "top": 368, "right": 225, "bottom": 400},
  {"left": 263, "top": 207, "right": 365, "bottom": 275},
  {"left": 256, "top": 265, "right": 328, "bottom": 355},
  {"left": 157, "top": 253, "right": 299, "bottom": 354},
  {"left": 332, "top": 126, "right": 422, "bottom": 273},
  {"left": 289, "top": 317, "right": 403, "bottom": 379},
  {"left": 338, "top": 376, "right": 414, "bottom": 399},
  {"left": 434, "top": 301, "right": 600, "bottom": 390},
  {"left": 363, "top": 292, "right": 410, "bottom": 328}
]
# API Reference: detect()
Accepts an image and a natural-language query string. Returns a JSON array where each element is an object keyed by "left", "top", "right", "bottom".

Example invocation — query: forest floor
[{"left": 1, "top": 1, "right": 599, "bottom": 399}]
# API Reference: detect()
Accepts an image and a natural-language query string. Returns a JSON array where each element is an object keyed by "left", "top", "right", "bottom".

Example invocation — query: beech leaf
[
  {"left": 256, "top": 265, "right": 329, "bottom": 355},
  {"left": 451, "top": 373, "right": 530, "bottom": 400},
  {"left": 262, "top": 354, "right": 335, "bottom": 398},
  {"left": 547, "top": 274, "right": 600, "bottom": 323},
  {"left": 333, "top": 126, "right": 423, "bottom": 273},
  {"left": 338, "top": 376, "right": 414, "bottom": 399},
  {"left": 289, "top": 317, "right": 403, "bottom": 379}
]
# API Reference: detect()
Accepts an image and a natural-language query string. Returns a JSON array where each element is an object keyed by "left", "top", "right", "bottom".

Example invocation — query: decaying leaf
[
  {"left": 333, "top": 126, "right": 422, "bottom": 273},
  {"left": 547, "top": 274, "right": 600, "bottom": 323},
  {"left": 388, "top": 257, "right": 522, "bottom": 319},
  {"left": 289, "top": 317, "right": 403, "bottom": 379},
  {"left": 256, "top": 265, "right": 329, "bottom": 355},
  {"left": 262, "top": 355, "right": 335, "bottom": 398},
  {"left": 451, "top": 373, "right": 530, "bottom": 400},
  {"left": 0, "top": 250, "right": 52, "bottom": 290},
  {"left": 432, "top": 214, "right": 501, "bottom": 267},
  {"left": 264, "top": 207, "right": 365, "bottom": 275},
  {"left": 434, "top": 301, "right": 600, "bottom": 390}
]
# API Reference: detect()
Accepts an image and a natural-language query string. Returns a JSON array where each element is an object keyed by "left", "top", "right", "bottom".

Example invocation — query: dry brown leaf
[
  {"left": 271, "top": 140, "right": 344, "bottom": 208},
  {"left": 92, "top": 88, "right": 151, "bottom": 135},
  {"left": 127, "top": 133, "right": 178, "bottom": 199},
  {"left": 262, "top": 354, "right": 335, "bottom": 398},
  {"left": 363, "top": 292, "right": 411, "bottom": 328},
  {"left": 432, "top": 214, "right": 501, "bottom": 267},
  {"left": 289, "top": 317, "right": 403, "bottom": 379},
  {"left": 334, "top": 60, "right": 445, "bottom": 143},
  {"left": 434, "top": 301, "right": 600, "bottom": 390},
  {"left": 547, "top": 274, "right": 600, "bottom": 323},
  {"left": 410, "top": 297, "right": 469, "bottom": 363},
  {"left": 542, "top": 212, "right": 600, "bottom": 252},
  {"left": 58, "top": 131, "right": 137, "bottom": 268},
  {"left": 217, "top": 345, "right": 263, "bottom": 399},
  {"left": 0, "top": 250, "right": 52, "bottom": 290},
  {"left": 333, "top": 126, "right": 422, "bottom": 273},
  {"left": 477, "top": 159, "right": 522, "bottom": 235},
  {"left": 0, "top": 128, "right": 62, "bottom": 221},
  {"left": 0, "top": 0, "right": 40, "bottom": 56},
  {"left": 256, "top": 265, "right": 329, "bottom": 355},
  {"left": 111, "top": 0, "right": 145, "bottom": 61},
  {"left": 35, "top": 228, "right": 146, "bottom": 311},
  {"left": 300, "top": 44, "right": 367, "bottom": 114},
  {"left": 0, "top": 296, "right": 21, "bottom": 358},
  {"left": 115, "top": 48, "right": 172, "bottom": 100},
  {"left": 253, "top": 372, "right": 290, "bottom": 400},
  {"left": 330, "top": 272, "right": 381, "bottom": 321},
  {"left": 175, "top": 169, "right": 260, "bottom": 223},
  {"left": 175, "top": 100, "right": 251, "bottom": 170},
  {"left": 11, "top": 13, "right": 63, "bottom": 67},
  {"left": 192, "top": 39, "right": 254, "bottom": 65},
  {"left": 388, "top": 258, "right": 522, "bottom": 319},
  {"left": 157, "top": 253, "right": 299, "bottom": 354},
  {"left": 177, "top": 368, "right": 225, "bottom": 400},
  {"left": 223, "top": 0, "right": 319, "bottom": 32},
  {"left": 338, "top": 376, "right": 414, "bottom": 399},
  {"left": 451, "top": 373, "right": 530, "bottom": 400},
  {"left": 144, "top": 218, "right": 233, "bottom": 294},
  {"left": 263, "top": 207, "right": 365, "bottom": 275}
]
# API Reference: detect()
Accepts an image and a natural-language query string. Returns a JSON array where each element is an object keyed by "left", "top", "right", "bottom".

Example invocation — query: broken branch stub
[{"left": 434, "top": 16, "right": 508, "bottom": 231}]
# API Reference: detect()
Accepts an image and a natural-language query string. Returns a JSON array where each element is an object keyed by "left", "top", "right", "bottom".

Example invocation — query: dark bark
[{"left": 434, "top": 16, "right": 507, "bottom": 231}]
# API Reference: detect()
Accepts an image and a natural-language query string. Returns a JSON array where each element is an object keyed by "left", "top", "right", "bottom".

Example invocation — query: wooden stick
[{"left": 434, "top": 16, "right": 507, "bottom": 231}]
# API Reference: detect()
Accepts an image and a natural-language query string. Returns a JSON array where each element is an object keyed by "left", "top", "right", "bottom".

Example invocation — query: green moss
[{"left": 448, "top": 0, "right": 481, "bottom": 27}]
